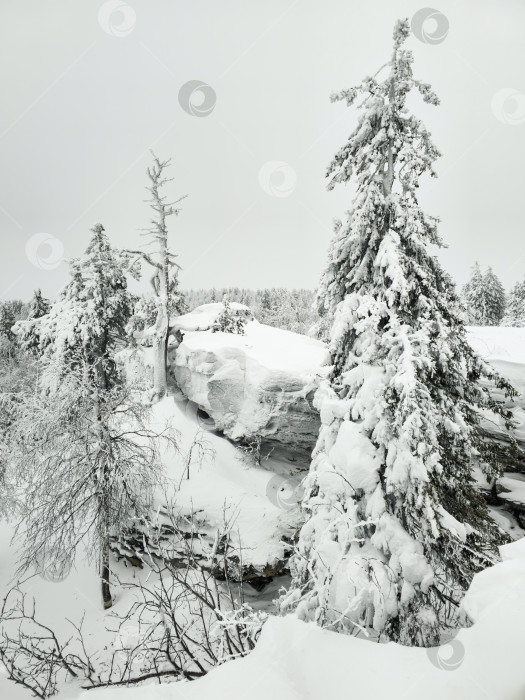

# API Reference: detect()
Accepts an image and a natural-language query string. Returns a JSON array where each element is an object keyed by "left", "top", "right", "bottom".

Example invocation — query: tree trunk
[
  {"left": 153, "top": 231, "right": 169, "bottom": 400},
  {"left": 101, "top": 531, "right": 113, "bottom": 609}
]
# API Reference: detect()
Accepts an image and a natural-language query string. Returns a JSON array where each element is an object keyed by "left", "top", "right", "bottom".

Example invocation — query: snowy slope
[{"left": 147, "top": 395, "right": 305, "bottom": 572}]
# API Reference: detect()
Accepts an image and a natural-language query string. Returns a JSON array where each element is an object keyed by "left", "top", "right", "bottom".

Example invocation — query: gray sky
[{"left": 1, "top": 0, "right": 524, "bottom": 301}]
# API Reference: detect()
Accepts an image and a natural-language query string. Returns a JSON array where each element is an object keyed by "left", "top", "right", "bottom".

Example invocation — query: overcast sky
[{"left": 1, "top": 0, "right": 524, "bottom": 301}]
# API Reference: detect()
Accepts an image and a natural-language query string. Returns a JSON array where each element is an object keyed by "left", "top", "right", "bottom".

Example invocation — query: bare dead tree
[{"left": 126, "top": 153, "right": 187, "bottom": 400}]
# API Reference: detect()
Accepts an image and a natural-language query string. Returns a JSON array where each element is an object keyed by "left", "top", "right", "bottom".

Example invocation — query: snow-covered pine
[
  {"left": 38, "top": 224, "right": 132, "bottom": 380},
  {"left": 482, "top": 267, "right": 506, "bottom": 325},
  {"left": 502, "top": 277, "right": 525, "bottom": 327},
  {"left": 15, "top": 288, "right": 50, "bottom": 356},
  {"left": 281, "top": 19, "right": 516, "bottom": 646},
  {"left": 462, "top": 262, "right": 486, "bottom": 324},
  {"left": 0, "top": 301, "right": 19, "bottom": 342},
  {"left": 462, "top": 264, "right": 506, "bottom": 326},
  {"left": 214, "top": 294, "right": 246, "bottom": 334}
]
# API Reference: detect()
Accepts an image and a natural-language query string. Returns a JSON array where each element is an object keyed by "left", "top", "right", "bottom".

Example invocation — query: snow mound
[
  {"left": 170, "top": 302, "right": 253, "bottom": 333},
  {"left": 172, "top": 321, "right": 330, "bottom": 455}
]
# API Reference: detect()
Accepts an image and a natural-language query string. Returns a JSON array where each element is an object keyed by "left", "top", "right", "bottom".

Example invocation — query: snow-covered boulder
[{"left": 171, "top": 320, "right": 330, "bottom": 456}]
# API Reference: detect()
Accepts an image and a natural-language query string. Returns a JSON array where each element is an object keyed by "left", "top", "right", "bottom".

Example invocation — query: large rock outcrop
[{"left": 170, "top": 314, "right": 330, "bottom": 457}]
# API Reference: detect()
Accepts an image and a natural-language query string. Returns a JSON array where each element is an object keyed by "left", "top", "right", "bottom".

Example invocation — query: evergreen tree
[
  {"left": 0, "top": 301, "right": 23, "bottom": 342},
  {"left": 462, "top": 262, "right": 486, "bottom": 324},
  {"left": 281, "top": 20, "right": 516, "bottom": 646},
  {"left": 502, "top": 277, "right": 525, "bottom": 326},
  {"left": 40, "top": 224, "right": 132, "bottom": 377},
  {"left": 261, "top": 289, "right": 272, "bottom": 311},
  {"left": 482, "top": 267, "right": 506, "bottom": 325},
  {"left": 213, "top": 294, "right": 246, "bottom": 334},
  {"left": 463, "top": 264, "right": 505, "bottom": 326},
  {"left": 16, "top": 289, "right": 50, "bottom": 355}
]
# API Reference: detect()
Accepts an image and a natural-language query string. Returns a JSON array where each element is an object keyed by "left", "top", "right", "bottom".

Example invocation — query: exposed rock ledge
[{"left": 170, "top": 313, "right": 330, "bottom": 458}]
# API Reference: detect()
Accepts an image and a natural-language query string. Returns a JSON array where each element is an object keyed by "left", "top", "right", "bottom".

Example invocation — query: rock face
[{"left": 170, "top": 315, "right": 330, "bottom": 457}]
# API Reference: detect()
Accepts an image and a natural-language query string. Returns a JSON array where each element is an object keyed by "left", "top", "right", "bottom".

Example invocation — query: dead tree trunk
[{"left": 127, "top": 153, "right": 187, "bottom": 401}]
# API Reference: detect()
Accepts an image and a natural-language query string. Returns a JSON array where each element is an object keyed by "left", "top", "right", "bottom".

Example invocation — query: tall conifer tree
[{"left": 282, "top": 20, "right": 515, "bottom": 646}]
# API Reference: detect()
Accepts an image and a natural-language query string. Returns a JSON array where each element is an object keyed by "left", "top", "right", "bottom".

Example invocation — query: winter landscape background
[{"left": 1, "top": 2, "right": 525, "bottom": 699}]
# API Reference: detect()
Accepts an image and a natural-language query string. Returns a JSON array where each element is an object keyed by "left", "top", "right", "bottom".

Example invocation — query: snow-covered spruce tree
[
  {"left": 0, "top": 301, "right": 23, "bottom": 343},
  {"left": 10, "top": 225, "right": 168, "bottom": 609},
  {"left": 502, "top": 277, "right": 525, "bottom": 327},
  {"left": 281, "top": 20, "right": 516, "bottom": 646},
  {"left": 462, "top": 262, "right": 485, "bottom": 324},
  {"left": 213, "top": 294, "right": 246, "bottom": 334},
  {"left": 482, "top": 267, "right": 506, "bottom": 325},
  {"left": 15, "top": 288, "right": 50, "bottom": 356},
  {"left": 462, "top": 264, "right": 505, "bottom": 326},
  {"left": 126, "top": 153, "right": 187, "bottom": 400}
]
